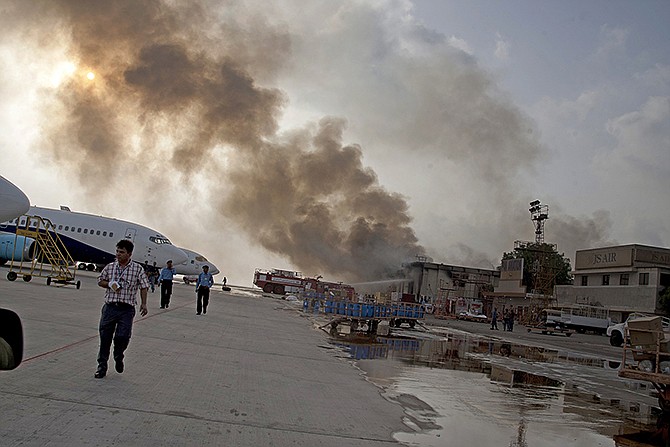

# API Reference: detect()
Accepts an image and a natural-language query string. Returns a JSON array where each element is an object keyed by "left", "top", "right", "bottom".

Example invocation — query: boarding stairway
[{"left": 7, "top": 215, "right": 80, "bottom": 288}]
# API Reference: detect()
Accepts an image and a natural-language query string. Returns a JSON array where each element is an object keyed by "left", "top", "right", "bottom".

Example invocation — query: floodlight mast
[{"left": 528, "top": 200, "right": 549, "bottom": 244}]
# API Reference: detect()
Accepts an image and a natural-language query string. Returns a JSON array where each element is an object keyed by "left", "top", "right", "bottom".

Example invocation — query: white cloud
[
  {"left": 605, "top": 96, "right": 670, "bottom": 169},
  {"left": 591, "top": 24, "right": 629, "bottom": 67},
  {"left": 594, "top": 96, "right": 670, "bottom": 244},
  {"left": 494, "top": 32, "right": 510, "bottom": 61},
  {"left": 634, "top": 63, "right": 670, "bottom": 89},
  {"left": 448, "top": 36, "right": 473, "bottom": 54}
]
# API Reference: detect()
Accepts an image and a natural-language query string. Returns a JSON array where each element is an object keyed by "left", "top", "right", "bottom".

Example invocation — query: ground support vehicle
[
  {"left": 320, "top": 298, "right": 426, "bottom": 336},
  {"left": 618, "top": 316, "right": 670, "bottom": 412},
  {"left": 5, "top": 215, "right": 80, "bottom": 289}
]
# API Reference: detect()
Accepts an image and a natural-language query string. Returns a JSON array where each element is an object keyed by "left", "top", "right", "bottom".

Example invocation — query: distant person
[
  {"left": 195, "top": 265, "right": 214, "bottom": 315},
  {"left": 223, "top": 276, "right": 227, "bottom": 286},
  {"left": 142, "top": 261, "right": 156, "bottom": 293},
  {"left": 158, "top": 260, "right": 176, "bottom": 309},
  {"left": 508, "top": 309, "right": 515, "bottom": 332},
  {"left": 490, "top": 307, "right": 498, "bottom": 330},
  {"left": 148, "top": 262, "right": 159, "bottom": 293},
  {"left": 503, "top": 309, "right": 513, "bottom": 331},
  {"left": 94, "top": 239, "right": 149, "bottom": 379}
]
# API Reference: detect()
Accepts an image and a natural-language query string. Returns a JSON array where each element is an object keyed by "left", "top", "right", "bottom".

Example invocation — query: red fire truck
[{"left": 253, "top": 268, "right": 355, "bottom": 299}]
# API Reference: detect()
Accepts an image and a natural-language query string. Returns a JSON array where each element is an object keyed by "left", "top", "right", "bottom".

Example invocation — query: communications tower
[
  {"left": 529, "top": 200, "right": 549, "bottom": 243},
  {"left": 514, "top": 200, "right": 558, "bottom": 318}
]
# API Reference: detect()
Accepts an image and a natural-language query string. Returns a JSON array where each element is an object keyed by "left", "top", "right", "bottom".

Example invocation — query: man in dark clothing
[{"left": 158, "top": 260, "right": 176, "bottom": 309}]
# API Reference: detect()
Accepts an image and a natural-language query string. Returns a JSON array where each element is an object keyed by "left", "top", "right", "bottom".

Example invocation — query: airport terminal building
[{"left": 555, "top": 244, "right": 670, "bottom": 319}]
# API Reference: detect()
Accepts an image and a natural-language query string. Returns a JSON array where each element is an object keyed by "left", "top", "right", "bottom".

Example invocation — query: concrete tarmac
[{"left": 0, "top": 268, "right": 408, "bottom": 446}]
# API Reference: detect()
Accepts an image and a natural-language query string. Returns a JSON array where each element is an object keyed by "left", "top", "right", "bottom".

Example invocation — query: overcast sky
[{"left": 1, "top": 1, "right": 668, "bottom": 286}]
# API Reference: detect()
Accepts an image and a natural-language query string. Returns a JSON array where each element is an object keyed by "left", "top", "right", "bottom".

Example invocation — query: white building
[{"left": 555, "top": 244, "right": 670, "bottom": 321}]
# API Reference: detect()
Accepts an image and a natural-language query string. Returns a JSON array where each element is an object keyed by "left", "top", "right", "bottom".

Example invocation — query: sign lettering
[{"left": 593, "top": 253, "right": 617, "bottom": 264}]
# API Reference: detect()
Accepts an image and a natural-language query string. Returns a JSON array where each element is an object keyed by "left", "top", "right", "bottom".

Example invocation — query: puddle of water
[{"left": 328, "top": 329, "right": 668, "bottom": 446}]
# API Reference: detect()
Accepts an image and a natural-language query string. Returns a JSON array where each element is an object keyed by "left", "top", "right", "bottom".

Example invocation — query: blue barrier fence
[{"left": 320, "top": 300, "right": 425, "bottom": 320}]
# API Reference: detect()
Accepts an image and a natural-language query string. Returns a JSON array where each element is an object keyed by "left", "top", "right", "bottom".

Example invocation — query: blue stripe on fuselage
[{"left": 0, "top": 225, "right": 114, "bottom": 265}]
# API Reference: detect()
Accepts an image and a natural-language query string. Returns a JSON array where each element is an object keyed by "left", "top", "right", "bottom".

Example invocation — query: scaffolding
[
  {"left": 515, "top": 200, "right": 560, "bottom": 324},
  {"left": 6, "top": 215, "right": 80, "bottom": 289}
]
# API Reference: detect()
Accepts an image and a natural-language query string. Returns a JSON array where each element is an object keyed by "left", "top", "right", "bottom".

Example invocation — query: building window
[
  {"left": 661, "top": 273, "right": 670, "bottom": 288},
  {"left": 581, "top": 276, "right": 588, "bottom": 286},
  {"left": 640, "top": 272, "right": 649, "bottom": 285},
  {"left": 620, "top": 274, "right": 629, "bottom": 285},
  {"left": 602, "top": 274, "right": 610, "bottom": 285}
]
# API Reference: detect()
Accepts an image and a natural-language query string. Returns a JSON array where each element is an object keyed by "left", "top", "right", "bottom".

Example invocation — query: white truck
[{"left": 607, "top": 313, "right": 670, "bottom": 346}]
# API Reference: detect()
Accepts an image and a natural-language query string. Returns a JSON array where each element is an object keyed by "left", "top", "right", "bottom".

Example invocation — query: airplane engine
[{"left": 0, "top": 234, "right": 36, "bottom": 265}]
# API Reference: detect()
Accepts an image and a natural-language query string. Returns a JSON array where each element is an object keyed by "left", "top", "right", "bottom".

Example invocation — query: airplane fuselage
[{"left": 0, "top": 206, "right": 187, "bottom": 268}]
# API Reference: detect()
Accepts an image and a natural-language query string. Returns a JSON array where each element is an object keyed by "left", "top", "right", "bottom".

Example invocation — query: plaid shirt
[{"left": 99, "top": 260, "right": 150, "bottom": 305}]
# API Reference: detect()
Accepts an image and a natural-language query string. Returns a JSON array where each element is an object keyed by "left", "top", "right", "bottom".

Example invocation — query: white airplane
[
  {"left": 0, "top": 206, "right": 187, "bottom": 269},
  {"left": 0, "top": 175, "right": 29, "bottom": 222}
]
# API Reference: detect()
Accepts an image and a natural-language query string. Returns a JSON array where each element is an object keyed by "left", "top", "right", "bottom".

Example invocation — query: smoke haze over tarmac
[{"left": 0, "top": 1, "right": 620, "bottom": 284}]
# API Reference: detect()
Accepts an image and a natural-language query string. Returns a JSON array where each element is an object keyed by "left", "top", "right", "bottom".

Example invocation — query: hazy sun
[{"left": 86, "top": 72, "right": 95, "bottom": 80}]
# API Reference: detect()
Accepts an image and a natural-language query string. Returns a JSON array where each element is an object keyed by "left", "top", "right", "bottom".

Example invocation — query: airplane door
[{"left": 124, "top": 228, "right": 136, "bottom": 242}]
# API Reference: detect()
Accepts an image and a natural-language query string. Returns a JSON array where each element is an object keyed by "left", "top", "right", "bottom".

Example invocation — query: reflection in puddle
[{"left": 328, "top": 329, "right": 668, "bottom": 446}]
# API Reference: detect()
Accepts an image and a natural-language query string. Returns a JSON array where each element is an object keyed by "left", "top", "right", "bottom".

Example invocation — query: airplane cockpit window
[
  {"left": 195, "top": 256, "right": 207, "bottom": 261},
  {"left": 149, "top": 236, "right": 173, "bottom": 245}
]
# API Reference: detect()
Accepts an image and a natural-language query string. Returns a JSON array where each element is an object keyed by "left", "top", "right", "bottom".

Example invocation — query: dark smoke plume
[
  {"left": 22, "top": 0, "right": 424, "bottom": 281},
  {"left": 4, "top": 0, "right": 614, "bottom": 281}
]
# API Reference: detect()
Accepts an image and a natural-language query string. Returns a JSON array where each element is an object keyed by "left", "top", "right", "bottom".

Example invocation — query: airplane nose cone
[
  {"left": 168, "top": 246, "right": 188, "bottom": 265},
  {"left": 0, "top": 175, "right": 30, "bottom": 222},
  {"left": 209, "top": 266, "right": 220, "bottom": 275}
]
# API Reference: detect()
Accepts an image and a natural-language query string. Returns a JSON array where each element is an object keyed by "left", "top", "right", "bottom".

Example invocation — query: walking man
[
  {"left": 491, "top": 307, "right": 498, "bottom": 330},
  {"left": 158, "top": 260, "right": 176, "bottom": 309},
  {"left": 95, "top": 239, "right": 149, "bottom": 378},
  {"left": 196, "top": 265, "right": 214, "bottom": 315}
]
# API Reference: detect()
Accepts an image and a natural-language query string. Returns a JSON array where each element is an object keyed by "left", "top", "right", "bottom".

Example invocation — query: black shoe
[
  {"left": 203, "top": 308, "right": 207, "bottom": 314},
  {"left": 197, "top": 312, "right": 201, "bottom": 315},
  {"left": 166, "top": 304, "right": 169, "bottom": 308},
  {"left": 94, "top": 370, "right": 106, "bottom": 379},
  {"left": 160, "top": 306, "right": 165, "bottom": 309},
  {"left": 115, "top": 359, "right": 124, "bottom": 373}
]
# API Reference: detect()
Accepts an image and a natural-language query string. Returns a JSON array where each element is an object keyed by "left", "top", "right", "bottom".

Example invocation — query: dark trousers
[
  {"left": 160, "top": 280, "right": 173, "bottom": 308},
  {"left": 97, "top": 303, "right": 135, "bottom": 373},
  {"left": 197, "top": 286, "right": 210, "bottom": 314}
]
